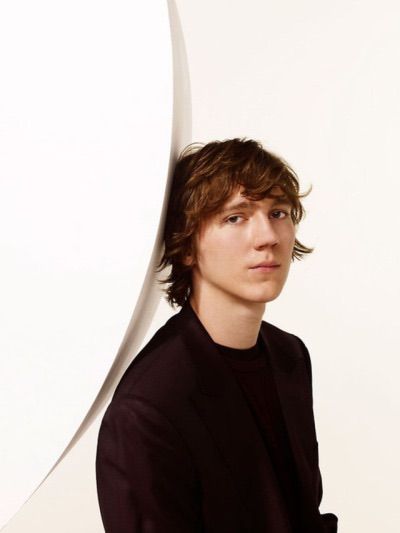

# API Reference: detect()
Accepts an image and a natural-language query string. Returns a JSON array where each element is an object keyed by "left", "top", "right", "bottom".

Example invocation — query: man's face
[{"left": 189, "top": 186, "right": 296, "bottom": 307}]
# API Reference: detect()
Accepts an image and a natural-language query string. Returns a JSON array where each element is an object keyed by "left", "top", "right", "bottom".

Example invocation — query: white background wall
[
  {"left": 3, "top": 1, "right": 400, "bottom": 531},
  {"left": 0, "top": 0, "right": 174, "bottom": 528}
]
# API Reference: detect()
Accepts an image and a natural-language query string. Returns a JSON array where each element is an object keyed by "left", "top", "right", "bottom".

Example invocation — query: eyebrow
[{"left": 219, "top": 196, "right": 292, "bottom": 215}]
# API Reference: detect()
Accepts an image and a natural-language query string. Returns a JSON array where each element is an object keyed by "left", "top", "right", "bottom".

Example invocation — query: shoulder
[
  {"left": 110, "top": 310, "right": 197, "bottom": 406},
  {"left": 261, "top": 319, "right": 309, "bottom": 354},
  {"left": 260, "top": 319, "right": 312, "bottom": 381}
]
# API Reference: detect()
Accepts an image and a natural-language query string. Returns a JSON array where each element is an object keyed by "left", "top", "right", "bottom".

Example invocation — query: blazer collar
[
  {"left": 177, "top": 300, "right": 232, "bottom": 396},
  {"left": 175, "top": 300, "right": 297, "bottom": 395}
]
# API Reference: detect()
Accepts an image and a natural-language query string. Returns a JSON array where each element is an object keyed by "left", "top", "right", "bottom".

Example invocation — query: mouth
[
  {"left": 250, "top": 262, "right": 280, "bottom": 269},
  {"left": 250, "top": 266, "right": 280, "bottom": 272}
]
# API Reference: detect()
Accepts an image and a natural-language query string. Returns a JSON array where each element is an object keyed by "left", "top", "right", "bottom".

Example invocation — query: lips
[{"left": 250, "top": 261, "right": 280, "bottom": 268}]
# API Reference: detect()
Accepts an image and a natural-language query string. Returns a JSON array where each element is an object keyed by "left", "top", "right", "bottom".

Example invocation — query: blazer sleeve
[
  {"left": 296, "top": 336, "right": 339, "bottom": 533},
  {"left": 96, "top": 395, "right": 202, "bottom": 533}
]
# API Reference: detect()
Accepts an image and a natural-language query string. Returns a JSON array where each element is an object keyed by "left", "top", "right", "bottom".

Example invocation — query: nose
[{"left": 251, "top": 212, "right": 279, "bottom": 250}]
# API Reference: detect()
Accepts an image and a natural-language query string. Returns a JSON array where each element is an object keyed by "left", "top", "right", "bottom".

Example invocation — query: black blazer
[{"left": 96, "top": 302, "right": 338, "bottom": 532}]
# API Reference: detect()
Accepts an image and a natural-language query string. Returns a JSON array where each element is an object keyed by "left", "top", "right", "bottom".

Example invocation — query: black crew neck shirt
[{"left": 215, "top": 335, "right": 301, "bottom": 531}]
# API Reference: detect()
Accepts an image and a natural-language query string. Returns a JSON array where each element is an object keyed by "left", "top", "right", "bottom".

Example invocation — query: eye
[
  {"left": 271, "top": 209, "right": 289, "bottom": 219},
  {"left": 225, "top": 214, "right": 244, "bottom": 224}
]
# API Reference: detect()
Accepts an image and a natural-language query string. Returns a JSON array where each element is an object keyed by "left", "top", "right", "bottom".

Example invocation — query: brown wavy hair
[{"left": 157, "top": 138, "right": 314, "bottom": 307}]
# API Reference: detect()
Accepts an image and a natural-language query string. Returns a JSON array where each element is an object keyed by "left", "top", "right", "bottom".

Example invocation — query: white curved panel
[{"left": 0, "top": 1, "right": 173, "bottom": 527}]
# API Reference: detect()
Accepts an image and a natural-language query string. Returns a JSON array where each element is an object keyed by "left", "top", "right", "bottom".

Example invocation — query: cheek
[
  {"left": 198, "top": 230, "right": 238, "bottom": 258},
  {"left": 197, "top": 246, "right": 238, "bottom": 278},
  {"left": 283, "top": 226, "right": 296, "bottom": 247}
]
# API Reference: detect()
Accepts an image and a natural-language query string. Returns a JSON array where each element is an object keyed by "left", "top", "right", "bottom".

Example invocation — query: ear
[{"left": 183, "top": 252, "right": 194, "bottom": 266}]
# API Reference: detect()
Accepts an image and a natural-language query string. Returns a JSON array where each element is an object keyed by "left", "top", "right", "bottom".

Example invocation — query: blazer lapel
[
  {"left": 261, "top": 322, "right": 322, "bottom": 527},
  {"left": 176, "top": 302, "right": 292, "bottom": 532}
]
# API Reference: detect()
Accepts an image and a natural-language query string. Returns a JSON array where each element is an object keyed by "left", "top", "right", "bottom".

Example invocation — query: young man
[{"left": 96, "top": 138, "right": 338, "bottom": 532}]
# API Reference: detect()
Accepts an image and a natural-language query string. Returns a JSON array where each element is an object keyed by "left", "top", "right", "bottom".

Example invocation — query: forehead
[{"left": 220, "top": 185, "right": 291, "bottom": 209}]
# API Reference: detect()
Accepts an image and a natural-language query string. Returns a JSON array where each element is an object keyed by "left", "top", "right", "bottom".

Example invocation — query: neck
[{"left": 189, "top": 289, "right": 265, "bottom": 350}]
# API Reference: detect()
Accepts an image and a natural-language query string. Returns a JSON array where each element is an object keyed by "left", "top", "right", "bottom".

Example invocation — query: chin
[{"left": 251, "top": 287, "right": 283, "bottom": 304}]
